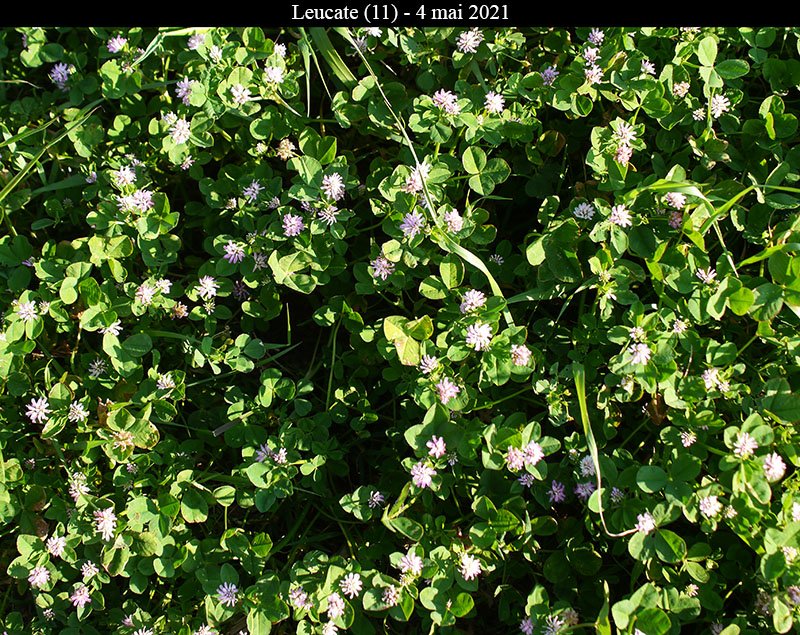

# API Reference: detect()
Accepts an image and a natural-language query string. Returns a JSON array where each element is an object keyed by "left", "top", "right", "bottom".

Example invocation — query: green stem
[{"left": 326, "top": 318, "right": 342, "bottom": 410}]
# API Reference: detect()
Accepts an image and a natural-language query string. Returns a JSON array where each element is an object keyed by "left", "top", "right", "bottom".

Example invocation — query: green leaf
[
  {"left": 636, "top": 466, "right": 668, "bottom": 493},
  {"left": 122, "top": 333, "right": 153, "bottom": 358},
  {"left": 654, "top": 530, "right": 686, "bottom": 563},
  {"left": 716, "top": 59, "right": 750, "bottom": 79},
  {"left": 247, "top": 608, "right": 272, "bottom": 635},
  {"left": 462, "top": 146, "right": 487, "bottom": 174},
  {"left": 697, "top": 36, "right": 718, "bottom": 66},
  {"left": 384, "top": 516, "right": 424, "bottom": 541},
  {"left": 634, "top": 608, "right": 671, "bottom": 635},
  {"left": 439, "top": 255, "right": 464, "bottom": 289},
  {"left": 181, "top": 488, "right": 209, "bottom": 523}
]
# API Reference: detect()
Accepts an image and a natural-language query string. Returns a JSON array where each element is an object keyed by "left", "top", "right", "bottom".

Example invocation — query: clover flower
[
  {"left": 573, "top": 202, "right": 596, "bottom": 220},
  {"left": 136, "top": 283, "right": 157, "bottom": 306},
  {"left": 484, "top": 91, "right": 505, "bottom": 114},
  {"left": 208, "top": 45, "right": 223, "bottom": 63},
  {"left": 289, "top": 586, "right": 311, "bottom": 609},
  {"left": 68, "top": 401, "right": 90, "bottom": 423},
  {"left": 543, "top": 615, "right": 566, "bottom": 635},
  {"left": 574, "top": 481, "right": 596, "bottom": 500},
  {"left": 465, "top": 322, "right": 492, "bottom": 351},
  {"left": 490, "top": 253, "right": 504, "bottom": 265},
  {"left": 583, "top": 46, "right": 599, "bottom": 64},
  {"left": 82, "top": 561, "right": 99, "bottom": 579},
  {"left": 456, "top": 28, "right": 483, "bottom": 53},
  {"left": 710, "top": 94, "right": 730, "bottom": 118},
  {"left": 16, "top": 300, "right": 38, "bottom": 322},
  {"left": 282, "top": 214, "right": 305, "bottom": 237},
  {"left": 696, "top": 268, "right": 717, "bottom": 284},
  {"left": 764, "top": 453, "right": 786, "bottom": 482},
  {"left": 70, "top": 584, "right": 92, "bottom": 609},
  {"left": 518, "top": 473, "right": 535, "bottom": 487},
  {"left": 230, "top": 84, "right": 250, "bottom": 105},
  {"left": 402, "top": 162, "right": 431, "bottom": 194},
  {"left": 382, "top": 585, "right": 400, "bottom": 607},
  {"left": 217, "top": 582, "right": 238, "bottom": 607},
  {"left": 585, "top": 65, "right": 603, "bottom": 84},
  {"left": 339, "top": 573, "right": 362, "bottom": 599},
  {"left": 511, "top": 344, "right": 532, "bottom": 366},
  {"left": 318, "top": 205, "right": 339, "bottom": 225},
  {"left": 370, "top": 256, "right": 395, "bottom": 281},
  {"left": 669, "top": 210, "right": 683, "bottom": 228},
  {"left": 702, "top": 367, "right": 721, "bottom": 389},
  {"left": 326, "top": 592, "right": 345, "bottom": 620},
  {"left": 636, "top": 512, "right": 656, "bottom": 534},
  {"left": 460, "top": 289, "right": 486, "bottom": 313},
  {"left": 432, "top": 89, "right": 461, "bottom": 115},
  {"left": 426, "top": 435, "right": 447, "bottom": 458},
  {"left": 520, "top": 617, "right": 534, "bottom": 635},
  {"left": 541, "top": 66, "right": 559, "bottom": 86},
  {"left": 588, "top": 28, "right": 605, "bottom": 45},
  {"left": 321, "top": 173, "right": 346, "bottom": 201},
  {"left": 46, "top": 535, "right": 66, "bottom": 557},
  {"left": 187, "top": 34, "right": 206, "bottom": 50},
  {"left": 641, "top": 59, "right": 656, "bottom": 75},
  {"left": 681, "top": 430, "right": 697, "bottom": 447},
  {"left": 276, "top": 138, "right": 296, "bottom": 160},
  {"left": 663, "top": 191, "right": 686, "bottom": 209},
  {"left": 629, "top": 342, "right": 651, "bottom": 365},
  {"left": 367, "top": 490, "right": 385, "bottom": 508},
  {"left": 264, "top": 65, "right": 285, "bottom": 85},
  {"left": 506, "top": 447, "right": 526, "bottom": 471},
  {"left": 157, "top": 373, "right": 175, "bottom": 390},
  {"left": 459, "top": 553, "right": 482, "bottom": 581},
  {"left": 692, "top": 107, "right": 706, "bottom": 121},
  {"left": 673, "top": 81, "right": 690, "bottom": 98},
  {"left": 322, "top": 623, "right": 338, "bottom": 635},
  {"left": 26, "top": 397, "right": 51, "bottom": 423},
  {"left": 548, "top": 480, "right": 566, "bottom": 503},
  {"left": 609, "top": 205, "right": 632, "bottom": 227},
  {"left": 274, "top": 42, "right": 288, "bottom": 56},
  {"left": 411, "top": 461, "right": 436, "bottom": 488},
  {"left": 107, "top": 36, "right": 127, "bottom": 53},
  {"left": 399, "top": 552, "right": 423, "bottom": 576},
  {"left": 175, "top": 77, "right": 193, "bottom": 104},
  {"left": 579, "top": 455, "right": 596, "bottom": 477},
  {"left": 113, "top": 165, "right": 136, "bottom": 186},
  {"left": 170, "top": 118, "right": 191, "bottom": 144},
  {"left": 443, "top": 210, "right": 463, "bottom": 232},
  {"left": 419, "top": 355, "right": 438, "bottom": 374},
  {"left": 89, "top": 358, "right": 107, "bottom": 378},
  {"left": 733, "top": 432, "right": 758, "bottom": 459},
  {"left": 615, "top": 144, "right": 633, "bottom": 166},
  {"left": 614, "top": 122, "right": 637, "bottom": 146},
  {"left": 195, "top": 276, "right": 219, "bottom": 300},
  {"left": 28, "top": 566, "right": 50, "bottom": 589},
  {"left": 699, "top": 495, "right": 722, "bottom": 518},
  {"left": 94, "top": 507, "right": 117, "bottom": 541},
  {"left": 399, "top": 210, "right": 426, "bottom": 238},
  {"left": 242, "top": 180, "right": 262, "bottom": 202},
  {"left": 49, "top": 62, "right": 71, "bottom": 90},
  {"left": 223, "top": 241, "right": 245, "bottom": 264}
]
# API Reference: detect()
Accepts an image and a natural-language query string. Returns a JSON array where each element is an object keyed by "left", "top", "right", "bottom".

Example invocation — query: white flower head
[{"left": 465, "top": 322, "right": 493, "bottom": 351}]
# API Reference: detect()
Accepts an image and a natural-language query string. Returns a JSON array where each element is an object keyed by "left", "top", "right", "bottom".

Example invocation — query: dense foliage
[{"left": 2, "top": 25, "right": 800, "bottom": 635}]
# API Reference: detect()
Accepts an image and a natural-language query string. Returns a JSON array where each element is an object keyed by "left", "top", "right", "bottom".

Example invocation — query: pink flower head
[
  {"left": 107, "top": 36, "right": 127, "bottom": 53},
  {"left": 223, "top": 241, "right": 245, "bottom": 264},
  {"left": 436, "top": 377, "right": 460, "bottom": 404},
  {"left": 282, "top": 213, "right": 305, "bottom": 237},
  {"left": 70, "top": 584, "right": 91, "bottom": 609},
  {"left": 411, "top": 461, "right": 436, "bottom": 488},
  {"left": 94, "top": 507, "right": 117, "bottom": 541},
  {"left": 426, "top": 435, "right": 446, "bottom": 458}
]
